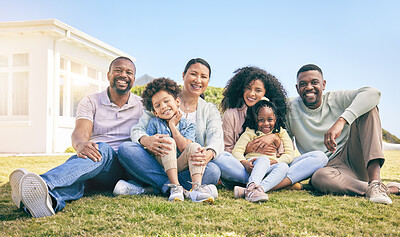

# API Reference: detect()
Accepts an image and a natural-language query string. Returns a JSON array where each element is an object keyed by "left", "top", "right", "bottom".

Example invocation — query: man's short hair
[
  {"left": 297, "top": 64, "right": 323, "bottom": 77},
  {"left": 109, "top": 56, "right": 136, "bottom": 74},
  {"left": 141, "top": 77, "right": 181, "bottom": 111}
]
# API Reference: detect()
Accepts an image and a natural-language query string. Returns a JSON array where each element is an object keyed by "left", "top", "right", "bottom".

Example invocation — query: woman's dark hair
[
  {"left": 183, "top": 58, "right": 211, "bottom": 78},
  {"left": 141, "top": 77, "right": 181, "bottom": 111},
  {"left": 242, "top": 99, "right": 282, "bottom": 134},
  {"left": 220, "top": 66, "right": 288, "bottom": 127}
]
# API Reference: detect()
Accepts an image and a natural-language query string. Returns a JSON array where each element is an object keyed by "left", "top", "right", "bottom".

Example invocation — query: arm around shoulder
[{"left": 131, "top": 109, "right": 154, "bottom": 142}]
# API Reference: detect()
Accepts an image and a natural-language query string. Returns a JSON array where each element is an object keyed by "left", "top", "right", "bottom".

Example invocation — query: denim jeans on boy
[
  {"left": 214, "top": 151, "right": 328, "bottom": 190},
  {"left": 41, "top": 142, "right": 126, "bottom": 212},
  {"left": 117, "top": 141, "right": 221, "bottom": 193}
]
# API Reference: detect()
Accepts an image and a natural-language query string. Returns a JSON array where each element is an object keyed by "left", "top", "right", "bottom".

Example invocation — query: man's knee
[
  {"left": 97, "top": 142, "right": 115, "bottom": 163},
  {"left": 97, "top": 142, "right": 112, "bottom": 153},
  {"left": 310, "top": 167, "right": 340, "bottom": 191},
  {"left": 117, "top": 142, "right": 141, "bottom": 160}
]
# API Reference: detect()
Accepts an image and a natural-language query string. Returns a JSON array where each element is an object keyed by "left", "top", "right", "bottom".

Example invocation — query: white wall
[{"left": 0, "top": 34, "right": 50, "bottom": 153}]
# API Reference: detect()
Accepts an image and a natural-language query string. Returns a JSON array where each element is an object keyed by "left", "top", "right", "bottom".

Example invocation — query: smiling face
[
  {"left": 257, "top": 106, "right": 277, "bottom": 134},
  {"left": 108, "top": 59, "right": 135, "bottom": 95},
  {"left": 296, "top": 70, "right": 326, "bottom": 109},
  {"left": 243, "top": 79, "right": 266, "bottom": 107},
  {"left": 152, "top": 90, "right": 180, "bottom": 120},
  {"left": 182, "top": 63, "right": 210, "bottom": 97}
]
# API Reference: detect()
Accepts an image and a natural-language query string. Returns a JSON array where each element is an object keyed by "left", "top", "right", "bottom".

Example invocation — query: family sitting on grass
[{"left": 9, "top": 57, "right": 400, "bottom": 218}]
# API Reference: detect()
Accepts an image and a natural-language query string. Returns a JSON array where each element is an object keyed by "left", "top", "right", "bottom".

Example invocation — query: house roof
[
  {"left": 134, "top": 74, "right": 155, "bottom": 86},
  {"left": 0, "top": 19, "right": 135, "bottom": 61}
]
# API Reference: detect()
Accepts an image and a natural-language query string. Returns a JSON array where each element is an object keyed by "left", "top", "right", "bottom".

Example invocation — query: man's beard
[{"left": 111, "top": 78, "right": 132, "bottom": 95}]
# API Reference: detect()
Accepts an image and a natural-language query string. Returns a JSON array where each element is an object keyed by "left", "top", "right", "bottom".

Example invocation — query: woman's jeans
[
  {"left": 41, "top": 142, "right": 125, "bottom": 212},
  {"left": 117, "top": 141, "right": 221, "bottom": 193},
  {"left": 214, "top": 151, "right": 328, "bottom": 190}
]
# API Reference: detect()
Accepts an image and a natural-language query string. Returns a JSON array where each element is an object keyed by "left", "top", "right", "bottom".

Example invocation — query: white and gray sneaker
[
  {"left": 113, "top": 180, "right": 146, "bottom": 196},
  {"left": 189, "top": 185, "right": 214, "bottom": 204},
  {"left": 167, "top": 184, "right": 184, "bottom": 202},
  {"left": 202, "top": 184, "right": 218, "bottom": 199},
  {"left": 366, "top": 180, "right": 392, "bottom": 204},
  {"left": 9, "top": 168, "right": 28, "bottom": 209},
  {"left": 20, "top": 172, "right": 55, "bottom": 218}
]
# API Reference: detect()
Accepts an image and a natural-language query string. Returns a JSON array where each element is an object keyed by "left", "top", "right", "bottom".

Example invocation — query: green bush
[
  {"left": 130, "top": 85, "right": 146, "bottom": 97},
  {"left": 383, "top": 129, "right": 400, "bottom": 144},
  {"left": 64, "top": 146, "right": 76, "bottom": 153}
]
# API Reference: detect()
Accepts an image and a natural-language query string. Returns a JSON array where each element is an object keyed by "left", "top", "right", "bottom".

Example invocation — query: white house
[
  {"left": 134, "top": 74, "right": 155, "bottom": 86},
  {"left": 0, "top": 19, "right": 135, "bottom": 153}
]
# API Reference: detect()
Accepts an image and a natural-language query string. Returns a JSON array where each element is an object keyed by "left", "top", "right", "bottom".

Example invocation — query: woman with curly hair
[{"left": 214, "top": 66, "right": 328, "bottom": 191}]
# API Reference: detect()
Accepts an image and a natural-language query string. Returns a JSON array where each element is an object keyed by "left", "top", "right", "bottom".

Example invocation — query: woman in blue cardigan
[{"left": 116, "top": 58, "right": 223, "bottom": 199}]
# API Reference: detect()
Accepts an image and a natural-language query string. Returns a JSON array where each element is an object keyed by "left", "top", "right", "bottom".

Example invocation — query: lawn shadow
[
  {"left": 0, "top": 182, "right": 31, "bottom": 221},
  {"left": 0, "top": 181, "right": 167, "bottom": 222}
]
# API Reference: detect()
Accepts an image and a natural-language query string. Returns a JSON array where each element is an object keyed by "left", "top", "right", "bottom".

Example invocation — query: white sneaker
[
  {"left": 189, "top": 185, "right": 214, "bottom": 204},
  {"left": 20, "top": 172, "right": 55, "bottom": 218},
  {"left": 202, "top": 184, "right": 218, "bottom": 199},
  {"left": 365, "top": 180, "right": 392, "bottom": 204},
  {"left": 167, "top": 184, "right": 184, "bottom": 202},
  {"left": 9, "top": 168, "right": 28, "bottom": 208},
  {"left": 387, "top": 182, "right": 400, "bottom": 193},
  {"left": 113, "top": 180, "right": 145, "bottom": 196}
]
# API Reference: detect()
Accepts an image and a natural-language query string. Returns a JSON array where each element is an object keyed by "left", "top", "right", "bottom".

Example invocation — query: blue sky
[{"left": 1, "top": 1, "right": 399, "bottom": 138}]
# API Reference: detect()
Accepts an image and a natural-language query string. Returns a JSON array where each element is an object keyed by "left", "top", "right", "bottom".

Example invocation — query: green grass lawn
[{"left": 1, "top": 152, "right": 400, "bottom": 236}]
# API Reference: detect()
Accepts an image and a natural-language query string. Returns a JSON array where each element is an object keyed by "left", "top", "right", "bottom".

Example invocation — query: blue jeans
[
  {"left": 41, "top": 142, "right": 125, "bottom": 212},
  {"left": 117, "top": 141, "right": 221, "bottom": 193},
  {"left": 214, "top": 151, "right": 328, "bottom": 190},
  {"left": 213, "top": 154, "right": 289, "bottom": 192}
]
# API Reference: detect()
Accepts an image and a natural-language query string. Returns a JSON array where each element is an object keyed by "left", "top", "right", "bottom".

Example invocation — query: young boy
[{"left": 141, "top": 77, "right": 215, "bottom": 203}]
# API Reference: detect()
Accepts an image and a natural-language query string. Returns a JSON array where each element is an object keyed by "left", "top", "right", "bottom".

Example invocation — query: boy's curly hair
[
  {"left": 220, "top": 66, "right": 288, "bottom": 128},
  {"left": 141, "top": 77, "right": 181, "bottom": 111}
]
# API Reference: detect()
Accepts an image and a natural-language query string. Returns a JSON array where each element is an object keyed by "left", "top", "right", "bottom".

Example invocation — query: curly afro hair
[
  {"left": 220, "top": 66, "right": 288, "bottom": 128},
  {"left": 242, "top": 99, "right": 281, "bottom": 134},
  {"left": 141, "top": 77, "right": 181, "bottom": 111}
]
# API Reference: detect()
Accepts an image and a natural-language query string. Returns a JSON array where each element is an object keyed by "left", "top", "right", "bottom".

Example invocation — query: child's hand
[
  {"left": 270, "top": 159, "right": 278, "bottom": 165},
  {"left": 169, "top": 111, "right": 182, "bottom": 127},
  {"left": 241, "top": 159, "right": 256, "bottom": 174}
]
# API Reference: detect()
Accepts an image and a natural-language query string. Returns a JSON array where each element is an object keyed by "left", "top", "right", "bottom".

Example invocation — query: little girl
[{"left": 231, "top": 98, "right": 294, "bottom": 202}]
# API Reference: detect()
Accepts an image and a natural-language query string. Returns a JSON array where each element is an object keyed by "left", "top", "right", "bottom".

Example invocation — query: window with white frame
[
  {"left": 0, "top": 53, "right": 29, "bottom": 117},
  {"left": 59, "top": 57, "right": 108, "bottom": 117}
]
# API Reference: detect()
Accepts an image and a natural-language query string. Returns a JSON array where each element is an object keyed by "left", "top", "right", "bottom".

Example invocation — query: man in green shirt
[{"left": 286, "top": 64, "right": 399, "bottom": 204}]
